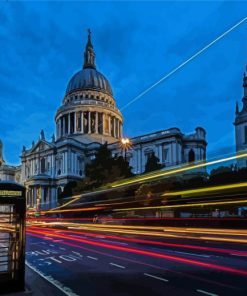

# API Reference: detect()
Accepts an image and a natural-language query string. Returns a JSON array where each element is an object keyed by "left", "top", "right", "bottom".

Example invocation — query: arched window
[{"left": 188, "top": 149, "right": 195, "bottom": 162}]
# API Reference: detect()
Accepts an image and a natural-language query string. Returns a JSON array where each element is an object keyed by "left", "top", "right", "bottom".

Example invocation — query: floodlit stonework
[{"left": 0, "top": 31, "right": 207, "bottom": 209}]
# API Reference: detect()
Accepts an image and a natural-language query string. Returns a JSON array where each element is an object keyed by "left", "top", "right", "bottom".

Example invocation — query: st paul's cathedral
[{"left": 0, "top": 31, "right": 207, "bottom": 209}]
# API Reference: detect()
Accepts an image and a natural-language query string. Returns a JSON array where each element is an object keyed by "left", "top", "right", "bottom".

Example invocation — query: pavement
[{"left": 2, "top": 265, "right": 65, "bottom": 296}]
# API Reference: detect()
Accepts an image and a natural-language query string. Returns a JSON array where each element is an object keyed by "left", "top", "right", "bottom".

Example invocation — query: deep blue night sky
[{"left": 1, "top": 1, "right": 247, "bottom": 165}]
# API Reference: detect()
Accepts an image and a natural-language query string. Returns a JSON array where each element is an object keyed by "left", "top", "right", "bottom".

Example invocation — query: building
[
  {"left": 1, "top": 31, "right": 207, "bottom": 209},
  {"left": 235, "top": 71, "right": 247, "bottom": 167},
  {"left": 110, "top": 127, "right": 206, "bottom": 174},
  {"left": 0, "top": 140, "right": 21, "bottom": 183}
]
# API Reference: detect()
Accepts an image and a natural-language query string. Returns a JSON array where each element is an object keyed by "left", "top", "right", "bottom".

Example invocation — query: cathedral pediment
[{"left": 29, "top": 140, "right": 54, "bottom": 154}]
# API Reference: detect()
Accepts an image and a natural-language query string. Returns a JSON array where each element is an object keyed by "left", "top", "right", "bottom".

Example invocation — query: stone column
[
  {"left": 159, "top": 145, "right": 163, "bottom": 163},
  {"left": 47, "top": 187, "right": 50, "bottom": 209},
  {"left": 59, "top": 118, "right": 61, "bottom": 138},
  {"left": 56, "top": 122, "right": 58, "bottom": 139},
  {"left": 31, "top": 188, "right": 33, "bottom": 207},
  {"left": 88, "top": 111, "right": 91, "bottom": 133},
  {"left": 66, "top": 114, "right": 68, "bottom": 135},
  {"left": 74, "top": 112, "right": 77, "bottom": 133},
  {"left": 108, "top": 115, "right": 111, "bottom": 135},
  {"left": 119, "top": 120, "right": 121, "bottom": 138},
  {"left": 68, "top": 113, "right": 71, "bottom": 134},
  {"left": 155, "top": 145, "right": 159, "bottom": 159},
  {"left": 116, "top": 119, "right": 119, "bottom": 138},
  {"left": 95, "top": 112, "right": 98, "bottom": 134},
  {"left": 120, "top": 123, "right": 123, "bottom": 138},
  {"left": 62, "top": 116, "right": 65, "bottom": 136},
  {"left": 102, "top": 113, "right": 105, "bottom": 135},
  {"left": 81, "top": 111, "right": 84, "bottom": 133},
  {"left": 138, "top": 149, "right": 142, "bottom": 174},
  {"left": 113, "top": 117, "right": 116, "bottom": 137},
  {"left": 172, "top": 142, "right": 176, "bottom": 165}
]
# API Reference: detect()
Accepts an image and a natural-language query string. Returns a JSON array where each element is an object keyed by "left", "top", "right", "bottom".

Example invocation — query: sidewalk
[{"left": 3, "top": 265, "right": 65, "bottom": 296}]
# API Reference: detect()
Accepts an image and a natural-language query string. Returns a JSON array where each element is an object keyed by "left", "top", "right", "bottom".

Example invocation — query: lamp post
[{"left": 121, "top": 137, "right": 130, "bottom": 162}]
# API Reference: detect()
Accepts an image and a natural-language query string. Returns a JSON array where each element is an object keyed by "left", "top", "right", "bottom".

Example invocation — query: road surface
[{"left": 26, "top": 225, "right": 247, "bottom": 296}]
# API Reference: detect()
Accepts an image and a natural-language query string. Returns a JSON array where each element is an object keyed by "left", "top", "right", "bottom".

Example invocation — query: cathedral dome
[
  {"left": 55, "top": 30, "right": 123, "bottom": 146},
  {"left": 65, "top": 68, "right": 113, "bottom": 96}
]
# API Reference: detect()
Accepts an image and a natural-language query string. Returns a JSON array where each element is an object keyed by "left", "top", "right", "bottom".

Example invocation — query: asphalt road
[{"left": 25, "top": 226, "right": 247, "bottom": 296}]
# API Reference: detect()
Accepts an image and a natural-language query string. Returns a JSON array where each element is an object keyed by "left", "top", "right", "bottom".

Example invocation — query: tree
[
  {"left": 70, "top": 143, "right": 133, "bottom": 195},
  {"left": 145, "top": 152, "right": 162, "bottom": 173},
  {"left": 135, "top": 184, "right": 154, "bottom": 206},
  {"left": 58, "top": 181, "right": 77, "bottom": 199}
]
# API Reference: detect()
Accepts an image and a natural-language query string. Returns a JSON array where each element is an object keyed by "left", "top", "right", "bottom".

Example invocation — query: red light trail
[{"left": 27, "top": 227, "right": 247, "bottom": 277}]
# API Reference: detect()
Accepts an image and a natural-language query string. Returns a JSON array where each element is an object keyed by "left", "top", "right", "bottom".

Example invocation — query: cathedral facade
[{"left": 0, "top": 32, "right": 207, "bottom": 210}]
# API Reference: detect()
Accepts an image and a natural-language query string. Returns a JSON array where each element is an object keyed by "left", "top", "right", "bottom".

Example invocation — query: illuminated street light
[{"left": 121, "top": 137, "right": 131, "bottom": 162}]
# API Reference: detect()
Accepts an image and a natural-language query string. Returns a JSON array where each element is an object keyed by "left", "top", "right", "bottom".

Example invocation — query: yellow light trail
[
  {"left": 31, "top": 222, "right": 247, "bottom": 237},
  {"left": 42, "top": 206, "right": 105, "bottom": 214},
  {"left": 111, "top": 152, "right": 247, "bottom": 188},
  {"left": 113, "top": 198, "right": 247, "bottom": 212},
  {"left": 162, "top": 182, "right": 247, "bottom": 197},
  {"left": 29, "top": 224, "right": 247, "bottom": 244},
  {"left": 46, "top": 153, "right": 247, "bottom": 213},
  {"left": 45, "top": 194, "right": 84, "bottom": 212}
]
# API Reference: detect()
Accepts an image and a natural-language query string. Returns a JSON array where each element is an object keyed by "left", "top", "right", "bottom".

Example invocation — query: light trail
[
  {"left": 45, "top": 152, "right": 247, "bottom": 214},
  {"left": 42, "top": 205, "right": 105, "bottom": 214},
  {"left": 110, "top": 152, "right": 247, "bottom": 188},
  {"left": 30, "top": 222, "right": 247, "bottom": 235},
  {"left": 27, "top": 228, "right": 247, "bottom": 277},
  {"left": 162, "top": 182, "right": 247, "bottom": 197},
  {"left": 42, "top": 152, "right": 247, "bottom": 215},
  {"left": 120, "top": 16, "right": 247, "bottom": 112},
  {"left": 27, "top": 217, "right": 247, "bottom": 222},
  {"left": 113, "top": 198, "right": 247, "bottom": 212},
  {"left": 28, "top": 224, "right": 247, "bottom": 244},
  {"left": 28, "top": 223, "right": 247, "bottom": 237},
  {"left": 26, "top": 232, "right": 239, "bottom": 290},
  {"left": 28, "top": 226, "right": 247, "bottom": 257}
]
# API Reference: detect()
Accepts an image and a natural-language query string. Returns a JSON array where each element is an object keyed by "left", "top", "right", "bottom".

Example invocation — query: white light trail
[{"left": 120, "top": 16, "right": 247, "bottom": 112}]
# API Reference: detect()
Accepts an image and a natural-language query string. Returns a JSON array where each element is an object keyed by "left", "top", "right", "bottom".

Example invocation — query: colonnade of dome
[{"left": 56, "top": 109, "right": 122, "bottom": 139}]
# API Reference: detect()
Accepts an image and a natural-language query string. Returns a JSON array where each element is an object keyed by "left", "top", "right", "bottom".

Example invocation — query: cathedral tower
[{"left": 234, "top": 71, "right": 247, "bottom": 167}]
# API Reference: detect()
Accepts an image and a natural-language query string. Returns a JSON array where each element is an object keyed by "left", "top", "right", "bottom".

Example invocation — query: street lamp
[{"left": 121, "top": 137, "right": 131, "bottom": 162}]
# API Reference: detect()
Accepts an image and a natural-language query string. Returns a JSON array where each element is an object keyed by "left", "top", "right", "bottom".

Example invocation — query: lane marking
[
  {"left": 175, "top": 251, "right": 211, "bottom": 258},
  {"left": 109, "top": 262, "right": 126, "bottom": 269},
  {"left": 49, "top": 244, "right": 55, "bottom": 247},
  {"left": 101, "top": 239, "right": 128, "bottom": 246},
  {"left": 87, "top": 256, "right": 98, "bottom": 260},
  {"left": 60, "top": 247, "right": 66, "bottom": 251},
  {"left": 150, "top": 248, "right": 210, "bottom": 258},
  {"left": 25, "top": 261, "right": 79, "bottom": 296},
  {"left": 231, "top": 253, "right": 247, "bottom": 257},
  {"left": 144, "top": 273, "right": 169, "bottom": 282},
  {"left": 196, "top": 289, "right": 218, "bottom": 296}
]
